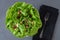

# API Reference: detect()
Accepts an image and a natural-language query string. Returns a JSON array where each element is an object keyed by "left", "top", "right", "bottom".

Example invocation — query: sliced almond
[
  {"left": 17, "top": 10, "right": 21, "bottom": 19},
  {"left": 25, "top": 24, "right": 29, "bottom": 28},
  {"left": 16, "top": 23, "right": 18, "bottom": 27},
  {"left": 13, "top": 25, "right": 17, "bottom": 30},
  {"left": 13, "top": 24, "right": 18, "bottom": 30},
  {"left": 18, "top": 10, "right": 21, "bottom": 15}
]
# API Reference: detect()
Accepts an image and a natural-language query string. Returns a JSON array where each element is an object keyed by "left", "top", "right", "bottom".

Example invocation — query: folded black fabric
[{"left": 33, "top": 5, "right": 59, "bottom": 40}]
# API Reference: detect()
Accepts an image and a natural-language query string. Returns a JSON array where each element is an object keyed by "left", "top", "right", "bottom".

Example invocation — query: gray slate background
[{"left": 0, "top": 0, "right": 60, "bottom": 40}]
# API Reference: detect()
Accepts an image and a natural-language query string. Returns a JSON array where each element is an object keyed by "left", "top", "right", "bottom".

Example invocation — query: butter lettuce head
[{"left": 6, "top": 2, "right": 42, "bottom": 38}]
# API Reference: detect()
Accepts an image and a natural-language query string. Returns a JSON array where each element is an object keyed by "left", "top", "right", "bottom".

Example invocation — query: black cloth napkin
[{"left": 33, "top": 5, "right": 59, "bottom": 40}]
